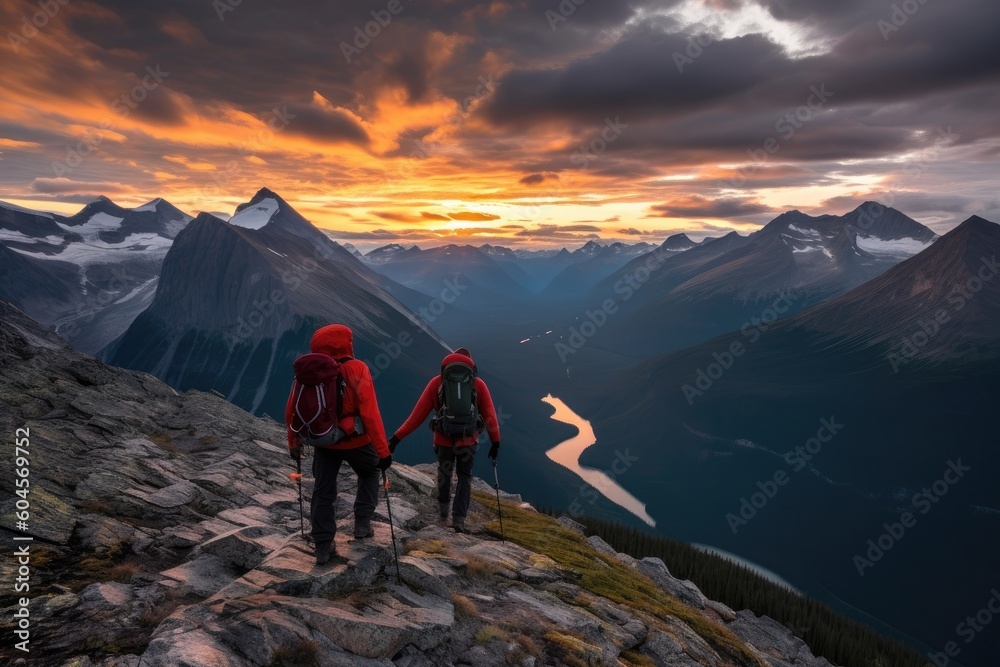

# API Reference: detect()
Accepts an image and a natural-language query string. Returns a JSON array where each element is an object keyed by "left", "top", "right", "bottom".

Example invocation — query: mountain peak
[
  {"left": 250, "top": 186, "right": 283, "bottom": 204},
  {"left": 662, "top": 233, "right": 695, "bottom": 250}
]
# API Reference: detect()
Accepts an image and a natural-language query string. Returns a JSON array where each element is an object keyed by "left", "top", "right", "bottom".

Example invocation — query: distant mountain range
[
  {"left": 357, "top": 239, "right": 662, "bottom": 294},
  {"left": 565, "top": 214, "right": 1000, "bottom": 664},
  {"left": 0, "top": 196, "right": 192, "bottom": 353},
  {"left": 554, "top": 202, "right": 939, "bottom": 359}
]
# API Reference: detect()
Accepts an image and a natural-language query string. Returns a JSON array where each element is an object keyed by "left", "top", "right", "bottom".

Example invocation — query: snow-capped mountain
[
  {"left": 0, "top": 197, "right": 192, "bottom": 352},
  {"left": 340, "top": 242, "right": 366, "bottom": 260},
  {"left": 102, "top": 188, "right": 450, "bottom": 422},
  {"left": 568, "top": 203, "right": 938, "bottom": 357}
]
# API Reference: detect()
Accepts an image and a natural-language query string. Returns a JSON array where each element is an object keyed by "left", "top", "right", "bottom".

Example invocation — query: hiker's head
[
  {"left": 311, "top": 324, "right": 354, "bottom": 358},
  {"left": 441, "top": 350, "right": 475, "bottom": 373}
]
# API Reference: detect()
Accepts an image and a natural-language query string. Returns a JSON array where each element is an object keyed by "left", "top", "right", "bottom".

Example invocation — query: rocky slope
[{"left": 1, "top": 302, "right": 835, "bottom": 667}]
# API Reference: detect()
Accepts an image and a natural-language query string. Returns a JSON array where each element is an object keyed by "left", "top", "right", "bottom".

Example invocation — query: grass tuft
[
  {"left": 451, "top": 592, "right": 478, "bottom": 618},
  {"left": 404, "top": 538, "right": 450, "bottom": 556},
  {"left": 464, "top": 554, "right": 503, "bottom": 580}
]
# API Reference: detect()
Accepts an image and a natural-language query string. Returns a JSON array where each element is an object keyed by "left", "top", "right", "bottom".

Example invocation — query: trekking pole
[
  {"left": 292, "top": 457, "right": 309, "bottom": 542},
  {"left": 382, "top": 470, "right": 402, "bottom": 584},
  {"left": 492, "top": 460, "right": 505, "bottom": 543}
]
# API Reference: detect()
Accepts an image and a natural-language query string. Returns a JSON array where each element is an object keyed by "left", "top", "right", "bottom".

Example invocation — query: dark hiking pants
[
  {"left": 310, "top": 443, "right": 380, "bottom": 544},
  {"left": 435, "top": 443, "right": 477, "bottom": 521}
]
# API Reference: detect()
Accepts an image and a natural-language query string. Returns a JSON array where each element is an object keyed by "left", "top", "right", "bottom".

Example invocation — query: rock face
[{"left": 0, "top": 301, "right": 837, "bottom": 666}]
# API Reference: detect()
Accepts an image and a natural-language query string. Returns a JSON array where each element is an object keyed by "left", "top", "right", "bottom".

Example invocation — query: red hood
[
  {"left": 311, "top": 324, "right": 354, "bottom": 358},
  {"left": 441, "top": 352, "right": 475, "bottom": 373}
]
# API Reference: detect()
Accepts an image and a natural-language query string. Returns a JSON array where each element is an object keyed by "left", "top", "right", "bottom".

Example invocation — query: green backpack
[{"left": 433, "top": 361, "right": 482, "bottom": 439}]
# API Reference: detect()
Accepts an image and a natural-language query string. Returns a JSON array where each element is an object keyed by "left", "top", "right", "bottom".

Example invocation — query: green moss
[{"left": 472, "top": 491, "right": 765, "bottom": 667}]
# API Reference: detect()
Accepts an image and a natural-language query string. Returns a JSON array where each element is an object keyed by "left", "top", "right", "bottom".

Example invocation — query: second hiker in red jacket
[
  {"left": 389, "top": 347, "right": 500, "bottom": 532},
  {"left": 285, "top": 324, "right": 392, "bottom": 564}
]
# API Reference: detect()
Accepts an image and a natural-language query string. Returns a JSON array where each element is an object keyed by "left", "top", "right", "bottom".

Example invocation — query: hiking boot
[
  {"left": 438, "top": 502, "right": 449, "bottom": 519},
  {"left": 353, "top": 519, "right": 374, "bottom": 539},
  {"left": 315, "top": 541, "right": 333, "bottom": 566},
  {"left": 452, "top": 519, "right": 469, "bottom": 534}
]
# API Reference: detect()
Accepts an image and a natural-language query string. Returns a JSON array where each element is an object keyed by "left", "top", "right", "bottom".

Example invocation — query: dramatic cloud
[
  {"left": 649, "top": 195, "right": 774, "bottom": 219},
  {"left": 0, "top": 0, "right": 995, "bottom": 245},
  {"left": 447, "top": 212, "right": 502, "bottom": 222}
]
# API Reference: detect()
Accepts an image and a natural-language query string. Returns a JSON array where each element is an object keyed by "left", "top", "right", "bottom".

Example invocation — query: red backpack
[{"left": 288, "top": 353, "right": 363, "bottom": 447}]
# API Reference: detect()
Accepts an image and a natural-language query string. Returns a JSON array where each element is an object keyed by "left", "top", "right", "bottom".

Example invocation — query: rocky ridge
[{"left": 0, "top": 301, "right": 835, "bottom": 667}]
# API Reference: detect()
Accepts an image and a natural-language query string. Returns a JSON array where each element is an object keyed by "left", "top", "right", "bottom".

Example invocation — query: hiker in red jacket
[
  {"left": 285, "top": 324, "right": 392, "bottom": 565},
  {"left": 389, "top": 347, "right": 500, "bottom": 533}
]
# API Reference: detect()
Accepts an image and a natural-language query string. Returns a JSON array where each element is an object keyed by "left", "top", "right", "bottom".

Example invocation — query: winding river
[{"left": 542, "top": 394, "right": 656, "bottom": 527}]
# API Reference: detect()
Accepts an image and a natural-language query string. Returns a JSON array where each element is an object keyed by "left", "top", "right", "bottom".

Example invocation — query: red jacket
[
  {"left": 393, "top": 352, "right": 501, "bottom": 448},
  {"left": 285, "top": 324, "right": 390, "bottom": 458}
]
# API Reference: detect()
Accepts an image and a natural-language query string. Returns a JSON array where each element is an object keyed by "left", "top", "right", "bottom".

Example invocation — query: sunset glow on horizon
[{"left": 1, "top": 0, "right": 997, "bottom": 249}]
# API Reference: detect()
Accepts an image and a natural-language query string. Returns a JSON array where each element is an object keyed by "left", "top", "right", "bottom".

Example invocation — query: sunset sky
[{"left": 0, "top": 0, "right": 997, "bottom": 249}]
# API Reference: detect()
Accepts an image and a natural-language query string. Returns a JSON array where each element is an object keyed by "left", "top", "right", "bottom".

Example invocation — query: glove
[
  {"left": 378, "top": 455, "right": 393, "bottom": 471},
  {"left": 488, "top": 442, "right": 500, "bottom": 461},
  {"left": 289, "top": 445, "right": 302, "bottom": 461},
  {"left": 389, "top": 435, "right": 400, "bottom": 454}
]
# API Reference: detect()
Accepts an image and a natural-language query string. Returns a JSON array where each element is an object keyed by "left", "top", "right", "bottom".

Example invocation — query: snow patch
[
  {"left": 58, "top": 213, "right": 124, "bottom": 242},
  {"left": 788, "top": 225, "right": 822, "bottom": 239},
  {"left": 229, "top": 198, "right": 279, "bottom": 230},
  {"left": 856, "top": 235, "right": 932, "bottom": 257},
  {"left": 0, "top": 229, "right": 64, "bottom": 245},
  {"left": 8, "top": 231, "right": 172, "bottom": 265}
]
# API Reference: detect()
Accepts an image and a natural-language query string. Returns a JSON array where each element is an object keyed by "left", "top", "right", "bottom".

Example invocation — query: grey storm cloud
[
  {"left": 1, "top": 0, "right": 998, "bottom": 226},
  {"left": 650, "top": 196, "right": 774, "bottom": 219}
]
